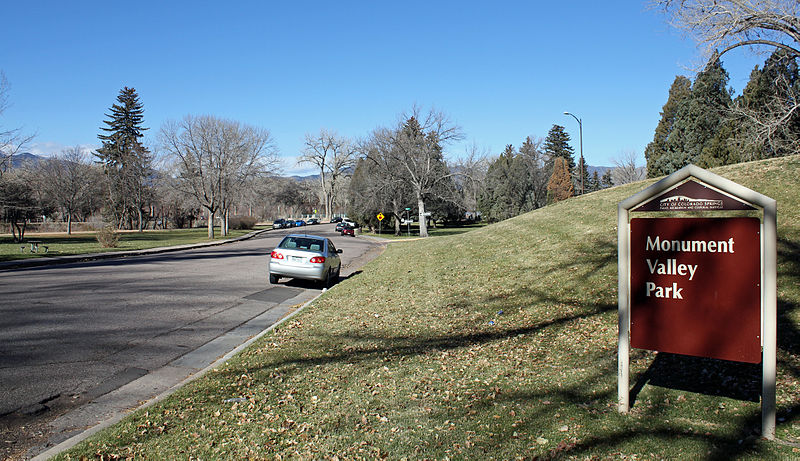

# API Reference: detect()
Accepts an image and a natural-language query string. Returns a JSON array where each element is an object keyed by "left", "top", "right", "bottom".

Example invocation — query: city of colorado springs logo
[{"left": 659, "top": 195, "right": 724, "bottom": 211}]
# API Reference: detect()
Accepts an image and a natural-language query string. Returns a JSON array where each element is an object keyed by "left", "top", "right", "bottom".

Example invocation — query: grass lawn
[
  {"left": 0, "top": 227, "right": 262, "bottom": 262},
  {"left": 56, "top": 156, "right": 800, "bottom": 459}
]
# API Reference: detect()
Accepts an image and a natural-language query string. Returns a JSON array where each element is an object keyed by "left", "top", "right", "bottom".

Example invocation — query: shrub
[
  {"left": 96, "top": 225, "right": 120, "bottom": 248},
  {"left": 228, "top": 215, "right": 257, "bottom": 230}
]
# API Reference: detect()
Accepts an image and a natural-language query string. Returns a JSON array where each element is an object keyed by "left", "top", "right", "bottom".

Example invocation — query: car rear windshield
[{"left": 279, "top": 237, "right": 325, "bottom": 252}]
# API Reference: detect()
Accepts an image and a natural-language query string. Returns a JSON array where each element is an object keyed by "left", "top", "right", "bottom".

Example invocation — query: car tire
[{"left": 269, "top": 273, "right": 279, "bottom": 284}]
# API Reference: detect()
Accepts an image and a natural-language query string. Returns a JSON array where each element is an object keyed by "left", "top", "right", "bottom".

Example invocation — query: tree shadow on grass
[{"left": 119, "top": 233, "right": 800, "bottom": 459}]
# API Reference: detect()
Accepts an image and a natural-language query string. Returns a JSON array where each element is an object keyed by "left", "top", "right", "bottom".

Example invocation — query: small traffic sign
[{"left": 377, "top": 213, "right": 385, "bottom": 221}]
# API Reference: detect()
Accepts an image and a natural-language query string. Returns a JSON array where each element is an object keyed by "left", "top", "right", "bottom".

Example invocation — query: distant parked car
[
  {"left": 330, "top": 216, "right": 343, "bottom": 223},
  {"left": 269, "top": 234, "right": 342, "bottom": 288},
  {"left": 284, "top": 220, "right": 295, "bottom": 228},
  {"left": 335, "top": 221, "right": 346, "bottom": 232},
  {"left": 295, "top": 219, "right": 306, "bottom": 227},
  {"left": 307, "top": 218, "right": 319, "bottom": 225},
  {"left": 273, "top": 219, "right": 286, "bottom": 229},
  {"left": 341, "top": 223, "right": 359, "bottom": 237}
]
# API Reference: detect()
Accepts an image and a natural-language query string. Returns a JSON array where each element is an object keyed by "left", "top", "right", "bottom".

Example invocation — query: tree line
[
  {"left": 646, "top": 0, "right": 800, "bottom": 175},
  {"left": 0, "top": 90, "right": 642, "bottom": 242},
  {"left": 3, "top": 1, "right": 798, "bottom": 241},
  {"left": 0, "top": 87, "right": 293, "bottom": 242},
  {"left": 347, "top": 111, "right": 627, "bottom": 233}
]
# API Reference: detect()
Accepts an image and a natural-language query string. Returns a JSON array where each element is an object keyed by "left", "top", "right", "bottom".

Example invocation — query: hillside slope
[{"left": 61, "top": 155, "right": 800, "bottom": 459}]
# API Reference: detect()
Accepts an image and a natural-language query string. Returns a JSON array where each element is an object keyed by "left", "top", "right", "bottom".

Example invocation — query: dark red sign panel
[
  {"left": 630, "top": 217, "right": 761, "bottom": 363},
  {"left": 632, "top": 179, "right": 756, "bottom": 212}
]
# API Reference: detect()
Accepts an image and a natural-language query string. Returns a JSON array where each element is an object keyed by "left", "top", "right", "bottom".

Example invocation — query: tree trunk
[
  {"left": 67, "top": 213, "right": 72, "bottom": 235},
  {"left": 207, "top": 208, "right": 215, "bottom": 239},
  {"left": 417, "top": 194, "right": 428, "bottom": 238},
  {"left": 392, "top": 200, "right": 402, "bottom": 236}
]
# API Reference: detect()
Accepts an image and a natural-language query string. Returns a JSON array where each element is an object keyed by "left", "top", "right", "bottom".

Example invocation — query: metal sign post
[{"left": 617, "top": 164, "right": 777, "bottom": 439}]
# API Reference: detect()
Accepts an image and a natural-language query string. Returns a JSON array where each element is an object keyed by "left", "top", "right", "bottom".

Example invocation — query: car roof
[{"left": 283, "top": 233, "right": 327, "bottom": 240}]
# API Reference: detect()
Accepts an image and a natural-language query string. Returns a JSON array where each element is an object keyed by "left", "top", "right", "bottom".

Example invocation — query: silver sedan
[{"left": 269, "top": 234, "right": 342, "bottom": 287}]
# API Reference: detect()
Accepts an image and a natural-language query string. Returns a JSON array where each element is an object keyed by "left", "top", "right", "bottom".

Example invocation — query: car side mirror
[{"left": 337, "top": 249, "right": 343, "bottom": 254}]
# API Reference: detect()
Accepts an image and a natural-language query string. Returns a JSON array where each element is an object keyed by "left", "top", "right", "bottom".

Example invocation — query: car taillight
[
  {"left": 309, "top": 256, "right": 326, "bottom": 264},
  {"left": 270, "top": 251, "right": 284, "bottom": 259}
]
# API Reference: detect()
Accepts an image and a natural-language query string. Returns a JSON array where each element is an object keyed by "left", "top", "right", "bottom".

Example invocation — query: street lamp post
[{"left": 563, "top": 111, "right": 584, "bottom": 195}]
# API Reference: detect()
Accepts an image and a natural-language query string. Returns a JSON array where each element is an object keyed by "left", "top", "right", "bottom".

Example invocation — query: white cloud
[
  {"left": 26, "top": 141, "right": 97, "bottom": 157},
  {"left": 279, "top": 154, "right": 318, "bottom": 177}
]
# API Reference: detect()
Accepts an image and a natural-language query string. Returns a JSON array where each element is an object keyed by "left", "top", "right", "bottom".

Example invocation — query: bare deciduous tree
[
  {"left": 654, "top": 0, "right": 800, "bottom": 60},
  {"left": 387, "top": 106, "right": 463, "bottom": 238},
  {"left": 0, "top": 72, "right": 35, "bottom": 176},
  {"left": 159, "top": 115, "right": 279, "bottom": 239},
  {"left": 452, "top": 142, "right": 489, "bottom": 219},
  {"left": 611, "top": 150, "right": 647, "bottom": 185},
  {"left": 298, "top": 129, "right": 357, "bottom": 220},
  {"left": 34, "top": 146, "right": 100, "bottom": 234},
  {"left": 355, "top": 129, "right": 414, "bottom": 235}
]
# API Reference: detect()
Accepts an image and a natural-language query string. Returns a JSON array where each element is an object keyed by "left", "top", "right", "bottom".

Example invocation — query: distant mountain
[
  {"left": 9, "top": 152, "right": 45, "bottom": 168},
  {"left": 290, "top": 174, "right": 321, "bottom": 182},
  {"left": 587, "top": 165, "right": 612, "bottom": 177}
]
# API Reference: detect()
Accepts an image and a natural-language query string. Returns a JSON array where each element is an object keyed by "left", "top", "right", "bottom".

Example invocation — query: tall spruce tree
[
  {"left": 478, "top": 145, "right": 516, "bottom": 222},
  {"left": 575, "top": 156, "right": 590, "bottom": 195},
  {"left": 588, "top": 170, "right": 601, "bottom": 192},
  {"left": 644, "top": 76, "right": 691, "bottom": 177},
  {"left": 650, "top": 57, "right": 732, "bottom": 176},
  {"left": 543, "top": 125, "right": 576, "bottom": 174},
  {"left": 96, "top": 87, "right": 153, "bottom": 230}
]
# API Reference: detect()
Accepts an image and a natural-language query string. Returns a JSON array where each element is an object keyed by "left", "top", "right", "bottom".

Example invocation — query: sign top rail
[{"left": 619, "top": 164, "right": 775, "bottom": 214}]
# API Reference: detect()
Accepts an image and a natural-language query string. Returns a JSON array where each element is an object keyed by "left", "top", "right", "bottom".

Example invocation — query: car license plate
[{"left": 291, "top": 256, "right": 305, "bottom": 263}]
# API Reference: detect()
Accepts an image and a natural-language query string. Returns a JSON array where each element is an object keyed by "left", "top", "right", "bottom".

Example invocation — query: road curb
[
  {"left": 0, "top": 228, "right": 270, "bottom": 272},
  {"left": 30, "top": 286, "right": 327, "bottom": 460}
]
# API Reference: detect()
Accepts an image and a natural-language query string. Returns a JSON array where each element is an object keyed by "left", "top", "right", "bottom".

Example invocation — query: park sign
[{"left": 617, "top": 164, "right": 777, "bottom": 439}]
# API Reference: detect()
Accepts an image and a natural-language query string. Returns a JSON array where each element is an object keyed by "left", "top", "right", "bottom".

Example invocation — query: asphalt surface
[{"left": 0, "top": 224, "right": 384, "bottom": 460}]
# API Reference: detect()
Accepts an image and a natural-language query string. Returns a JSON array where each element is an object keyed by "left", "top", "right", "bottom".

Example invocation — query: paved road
[{"left": 0, "top": 224, "right": 383, "bottom": 459}]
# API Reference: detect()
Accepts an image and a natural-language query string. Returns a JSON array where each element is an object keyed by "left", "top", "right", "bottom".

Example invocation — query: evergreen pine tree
[
  {"left": 543, "top": 125, "right": 576, "bottom": 175},
  {"left": 601, "top": 170, "right": 613, "bottom": 188},
  {"left": 654, "top": 57, "right": 732, "bottom": 175},
  {"left": 644, "top": 76, "right": 691, "bottom": 177},
  {"left": 95, "top": 87, "right": 153, "bottom": 230},
  {"left": 588, "top": 170, "right": 601, "bottom": 192},
  {"left": 478, "top": 145, "right": 515, "bottom": 221},
  {"left": 575, "top": 156, "right": 590, "bottom": 195}
]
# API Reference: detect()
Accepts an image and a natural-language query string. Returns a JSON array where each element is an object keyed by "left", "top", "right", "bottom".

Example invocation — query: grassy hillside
[{"left": 59, "top": 156, "right": 800, "bottom": 459}]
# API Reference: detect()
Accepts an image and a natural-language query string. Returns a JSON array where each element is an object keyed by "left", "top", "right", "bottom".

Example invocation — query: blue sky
[{"left": 1, "top": 1, "right": 764, "bottom": 175}]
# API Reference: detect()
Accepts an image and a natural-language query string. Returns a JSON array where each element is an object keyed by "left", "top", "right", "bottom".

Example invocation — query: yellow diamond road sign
[{"left": 377, "top": 213, "right": 385, "bottom": 221}]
